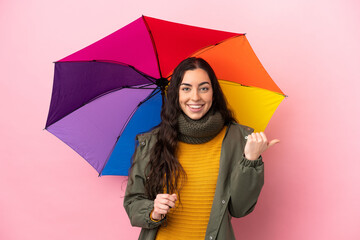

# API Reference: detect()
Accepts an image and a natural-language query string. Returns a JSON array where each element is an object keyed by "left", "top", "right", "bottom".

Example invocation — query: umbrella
[{"left": 45, "top": 16, "right": 286, "bottom": 176}]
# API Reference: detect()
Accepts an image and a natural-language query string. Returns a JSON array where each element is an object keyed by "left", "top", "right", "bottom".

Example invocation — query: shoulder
[
  {"left": 227, "top": 122, "right": 254, "bottom": 137},
  {"left": 131, "top": 128, "right": 160, "bottom": 169},
  {"left": 222, "top": 122, "right": 254, "bottom": 152},
  {"left": 134, "top": 127, "right": 160, "bottom": 158},
  {"left": 136, "top": 127, "right": 160, "bottom": 143}
]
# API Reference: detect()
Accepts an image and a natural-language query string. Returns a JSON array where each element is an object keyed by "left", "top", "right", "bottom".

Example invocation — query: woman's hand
[
  {"left": 151, "top": 193, "right": 177, "bottom": 220},
  {"left": 244, "top": 132, "right": 280, "bottom": 160}
]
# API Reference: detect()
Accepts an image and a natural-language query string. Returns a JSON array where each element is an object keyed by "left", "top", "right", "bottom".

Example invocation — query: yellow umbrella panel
[{"left": 219, "top": 80, "right": 284, "bottom": 132}]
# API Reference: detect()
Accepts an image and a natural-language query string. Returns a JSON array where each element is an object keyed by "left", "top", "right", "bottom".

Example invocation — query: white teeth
[{"left": 189, "top": 105, "right": 202, "bottom": 109}]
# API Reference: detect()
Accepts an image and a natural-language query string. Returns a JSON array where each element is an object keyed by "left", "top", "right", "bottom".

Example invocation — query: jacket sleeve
[
  {"left": 123, "top": 136, "right": 165, "bottom": 229},
  {"left": 228, "top": 125, "right": 265, "bottom": 218}
]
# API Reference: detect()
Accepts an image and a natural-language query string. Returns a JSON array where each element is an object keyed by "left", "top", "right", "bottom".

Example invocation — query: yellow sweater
[{"left": 155, "top": 127, "right": 227, "bottom": 240}]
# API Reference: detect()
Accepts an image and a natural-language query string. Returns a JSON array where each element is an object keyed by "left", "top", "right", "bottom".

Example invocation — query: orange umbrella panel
[{"left": 193, "top": 35, "right": 284, "bottom": 95}]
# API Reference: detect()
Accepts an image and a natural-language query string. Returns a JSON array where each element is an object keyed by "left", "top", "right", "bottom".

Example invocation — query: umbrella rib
[
  {"left": 142, "top": 15, "right": 163, "bottom": 78},
  {"left": 126, "top": 83, "right": 156, "bottom": 89},
  {"left": 219, "top": 79, "right": 288, "bottom": 97},
  {"left": 61, "top": 60, "right": 157, "bottom": 84},
  {"left": 190, "top": 34, "right": 245, "bottom": 57},
  {"left": 98, "top": 88, "right": 161, "bottom": 175},
  {"left": 45, "top": 85, "right": 157, "bottom": 129},
  {"left": 103, "top": 59, "right": 157, "bottom": 84},
  {"left": 127, "top": 87, "right": 157, "bottom": 89},
  {"left": 138, "top": 88, "right": 161, "bottom": 106},
  {"left": 161, "top": 35, "right": 245, "bottom": 79},
  {"left": 117, "top": 88, "right": 160, "bottom": 142},
  {"left": 87, "top": 85, "right": 157, "bottom": 104},
  {"left": 127, "top": 64, "right": 157, "bottom": 84}
]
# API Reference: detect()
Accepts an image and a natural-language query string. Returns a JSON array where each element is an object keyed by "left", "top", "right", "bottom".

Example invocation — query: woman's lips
[{"left": 187, "top": 104, "right": 204, "bottom": 112}]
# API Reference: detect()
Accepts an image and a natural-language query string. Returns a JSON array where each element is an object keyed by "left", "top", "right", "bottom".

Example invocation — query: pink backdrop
[{"left": 1, "top": 0, "right": 359, "bottom": 239}]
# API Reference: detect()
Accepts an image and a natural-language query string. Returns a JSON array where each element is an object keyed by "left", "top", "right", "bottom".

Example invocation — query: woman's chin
[{"left": 183, "top": 110, "right": 206, "bottom": 120}]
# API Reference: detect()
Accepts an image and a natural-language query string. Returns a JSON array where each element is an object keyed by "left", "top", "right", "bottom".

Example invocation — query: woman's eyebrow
[
  {"left": 180, "top": 82, "right": 210, "bottom": 86},
  {"left": 199, "top": 82, "right": 210, "bottom": 86}
]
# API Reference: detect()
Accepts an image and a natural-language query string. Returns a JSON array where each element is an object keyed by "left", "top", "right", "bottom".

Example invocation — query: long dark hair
[{"left": 144, "top": 57, "right": 236, "bottom": 200}]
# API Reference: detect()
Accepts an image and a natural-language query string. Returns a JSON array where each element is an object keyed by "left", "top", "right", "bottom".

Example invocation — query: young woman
[{"left": 124, "top": 57, "right": 279, "bottom": 240}]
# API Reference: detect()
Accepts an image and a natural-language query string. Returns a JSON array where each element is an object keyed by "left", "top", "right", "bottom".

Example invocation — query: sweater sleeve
[
  {"left": 123, "top": 136, "right": 165, "bottom": 229},
  {"left": 228, "top": 125, "right": 265, "bottom": 218}
]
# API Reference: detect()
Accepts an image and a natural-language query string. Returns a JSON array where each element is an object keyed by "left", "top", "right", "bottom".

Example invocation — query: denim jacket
[{"left": 124, "top": 122, "right": 264, "bottom": 240}]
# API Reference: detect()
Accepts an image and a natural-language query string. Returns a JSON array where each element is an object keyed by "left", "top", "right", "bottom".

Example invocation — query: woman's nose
[{"left": 191, "top": 90, "right": 200, "bottom": 101}]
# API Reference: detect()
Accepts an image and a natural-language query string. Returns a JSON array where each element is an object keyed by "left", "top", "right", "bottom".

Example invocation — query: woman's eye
[
  {"left": 182, "top": 87, "right": 190, "bottom": 91},
  {"left": 200, "top": 87, "right": 209, "bottom": 91}
]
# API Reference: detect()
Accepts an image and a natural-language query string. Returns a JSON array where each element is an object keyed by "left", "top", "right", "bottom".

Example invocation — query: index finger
[
  {"left": 157, "top": 193, "right": 177, "bottom": 202},
  {"left": 156, "top": 193, "right": 171, "bottom": 199},
  {"left": 259, "top": 132, "right": 268, "bottom": 143}
]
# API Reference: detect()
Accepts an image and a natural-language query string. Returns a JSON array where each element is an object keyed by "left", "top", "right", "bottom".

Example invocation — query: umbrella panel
[
  {"left": 47, "top": 87, "right": 155, "bottom": 174},
  {"left": 143, "top": 16, "right": 241, "bottom": 77},
  {"left": 219, "top": 80, "right": 285, "bottom": 132},
  {"left": 46, "top": 61, "right": 154, "bottom": 127},
  {"left": 193, "top": 35, "right": 284, "bottom": 95},
  {"left": 102, "top": 90, "right": 162, "bottom": 176},
  {"left": 59, "top": 17, "right": 160, "bottom": 78}
]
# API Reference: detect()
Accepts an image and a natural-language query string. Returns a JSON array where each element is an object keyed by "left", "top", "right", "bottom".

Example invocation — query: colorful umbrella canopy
[{"left": 45, "top": 16, "right": 285, "bottom": 176}]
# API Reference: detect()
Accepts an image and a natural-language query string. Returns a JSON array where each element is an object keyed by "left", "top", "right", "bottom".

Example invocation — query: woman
[{"left": 124, "top": 57, "right": 279, "bottom": 240}]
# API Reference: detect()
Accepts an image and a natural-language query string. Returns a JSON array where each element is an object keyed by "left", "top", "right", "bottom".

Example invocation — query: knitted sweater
[{"left": 155, "top": 127, "right": 227, "bottom": 240}]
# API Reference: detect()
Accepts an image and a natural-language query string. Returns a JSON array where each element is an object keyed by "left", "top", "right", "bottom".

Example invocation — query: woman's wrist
[
  {"left": 150, "top": 209, "right": 161, "bottom": 222},
  {"left": 244, "top": 153, "right": 260, "bottom": 161}
]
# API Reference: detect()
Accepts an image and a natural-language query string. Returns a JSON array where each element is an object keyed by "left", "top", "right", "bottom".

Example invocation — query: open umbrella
[{"left": 45, "top": 16, "right": 285, "bottom": 176}]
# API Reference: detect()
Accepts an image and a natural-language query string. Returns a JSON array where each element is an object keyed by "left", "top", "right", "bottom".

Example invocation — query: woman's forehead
[{"left": 181, "top": 68, "right": 211, "bottom": 84}]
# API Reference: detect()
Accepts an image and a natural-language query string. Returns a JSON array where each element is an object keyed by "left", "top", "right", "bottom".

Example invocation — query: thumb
[{"left": 268, "top": 139, "right": 280, "bottom": 148}]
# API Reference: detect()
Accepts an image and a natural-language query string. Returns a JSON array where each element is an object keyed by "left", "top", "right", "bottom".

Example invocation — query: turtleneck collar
[{"left": 177, "top": 110, "right": 225, "bottom": 144}]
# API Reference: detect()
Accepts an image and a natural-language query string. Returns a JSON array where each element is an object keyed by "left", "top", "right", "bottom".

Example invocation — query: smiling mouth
[
  {"left": 189, "top": 105, "right": 203, "bottom": 109},
  {"left": 187, "top": 104, "right": 204, "bottom": 112}
]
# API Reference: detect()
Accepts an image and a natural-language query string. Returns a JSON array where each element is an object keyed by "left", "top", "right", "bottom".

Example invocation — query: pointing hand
[{"left": 244, "top": 132, "right": 279, "bottom": 160}]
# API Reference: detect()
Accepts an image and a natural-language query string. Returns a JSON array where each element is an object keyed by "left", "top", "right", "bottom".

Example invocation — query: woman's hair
[{"left": 144, "top": 57, "right": 236, "bottom": 200}]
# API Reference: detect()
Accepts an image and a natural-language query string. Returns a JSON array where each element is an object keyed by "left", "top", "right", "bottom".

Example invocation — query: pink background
[{"left": 1, "top": 0, "right": 360, "bottom": 239}]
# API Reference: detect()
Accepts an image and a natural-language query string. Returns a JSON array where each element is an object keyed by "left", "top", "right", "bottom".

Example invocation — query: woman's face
[{"left": 178, "top": 68, "right": 213, "bottom": 120}]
